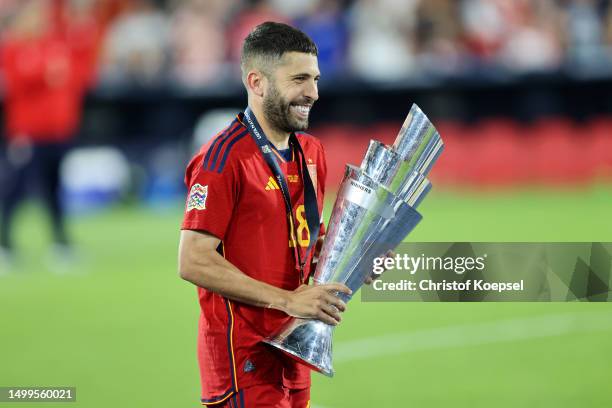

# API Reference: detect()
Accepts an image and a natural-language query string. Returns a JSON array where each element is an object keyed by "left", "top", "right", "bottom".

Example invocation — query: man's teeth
[{"left": 294, "top": 105, "right": 310, "bottom": 115}]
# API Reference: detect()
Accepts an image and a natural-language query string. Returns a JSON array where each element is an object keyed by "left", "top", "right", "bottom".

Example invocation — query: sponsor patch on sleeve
[{"left": 186, "top": 184, "right": 208, "bottom": 211}]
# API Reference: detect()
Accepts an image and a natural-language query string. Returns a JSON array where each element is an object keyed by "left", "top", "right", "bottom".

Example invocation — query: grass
[{"left": 1, "top": 185, "right": 611, "bottom": 407}]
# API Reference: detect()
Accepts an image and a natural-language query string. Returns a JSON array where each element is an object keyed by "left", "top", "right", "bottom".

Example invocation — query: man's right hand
[{"left": 282, "top": 283, "right": 351, "bottom": 325}]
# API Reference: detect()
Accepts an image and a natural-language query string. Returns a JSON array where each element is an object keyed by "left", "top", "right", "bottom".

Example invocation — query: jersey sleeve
[{"left": 181, "top": 153, "right": 239, "bottom": 240}]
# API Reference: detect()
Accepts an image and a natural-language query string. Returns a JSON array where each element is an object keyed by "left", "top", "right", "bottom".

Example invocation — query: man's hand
[
  {"left": 364, "top": 251, "right": 395, "bottom": 285},
  {"left": 282, "top": 283, "right": 351, "bottom": 325}
]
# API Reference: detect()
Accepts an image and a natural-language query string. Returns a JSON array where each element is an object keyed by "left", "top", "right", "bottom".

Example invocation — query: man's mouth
[{"left": 290, "top": 104, "right": 311, "bottom": 120}]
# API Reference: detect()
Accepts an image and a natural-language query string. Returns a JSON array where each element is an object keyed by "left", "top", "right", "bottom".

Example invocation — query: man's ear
[{"left": 246, "top": 70, "right": 266, "bottom": 98}]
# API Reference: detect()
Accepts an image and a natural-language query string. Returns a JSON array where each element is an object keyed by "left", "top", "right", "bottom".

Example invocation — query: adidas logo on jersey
[{"left": 265, "top": 177, "right": 280, "bottom": 190}]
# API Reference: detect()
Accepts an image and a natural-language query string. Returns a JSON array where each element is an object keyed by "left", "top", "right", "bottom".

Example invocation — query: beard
[{"left": 262, "top": 82, "right": 311, "bottom": 133}]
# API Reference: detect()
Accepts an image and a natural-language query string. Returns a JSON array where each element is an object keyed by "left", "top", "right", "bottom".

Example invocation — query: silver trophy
[{"left": 264, "top": 104, "right": 444, "bottom": 376}]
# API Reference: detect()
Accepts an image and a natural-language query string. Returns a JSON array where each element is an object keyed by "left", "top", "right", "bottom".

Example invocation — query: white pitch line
[{"left": 334, "top": 311, "right": 612, "bottom": 363}]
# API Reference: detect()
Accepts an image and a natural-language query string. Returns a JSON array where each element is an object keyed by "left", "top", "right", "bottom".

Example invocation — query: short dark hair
[{"left": 240, "top": 22, "right": 318, "bottom": 81}]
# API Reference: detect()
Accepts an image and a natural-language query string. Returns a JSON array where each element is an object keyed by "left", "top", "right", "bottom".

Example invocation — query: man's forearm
[
  {"left": 179, "top": 247, "right": 291, "bottom": 311},
  {"left": 178, "top": 230, "right": 349, "bottom": 325}
]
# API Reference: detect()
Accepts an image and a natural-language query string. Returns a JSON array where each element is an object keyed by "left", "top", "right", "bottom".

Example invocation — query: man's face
[{"left": 262, "top": 52, "right": 320, "bottom": 133}]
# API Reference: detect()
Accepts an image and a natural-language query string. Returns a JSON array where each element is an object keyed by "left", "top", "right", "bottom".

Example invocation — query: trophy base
[{"left": 264, "top": 318, "right": 335, "bottom": 377}]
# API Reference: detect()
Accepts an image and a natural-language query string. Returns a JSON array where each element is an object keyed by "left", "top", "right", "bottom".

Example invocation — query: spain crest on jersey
[{"left": 187, "top": 184, "right": 208, "bottom": 211}]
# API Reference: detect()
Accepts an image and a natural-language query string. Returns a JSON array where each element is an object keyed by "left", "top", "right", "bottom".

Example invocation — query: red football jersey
[{"left": 181, "top": 113, "right": 327, "bottom": 404}]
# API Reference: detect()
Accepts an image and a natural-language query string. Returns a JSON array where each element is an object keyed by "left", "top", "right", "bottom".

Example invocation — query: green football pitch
[{"left": 1, "top": 185, "right": 611, "bottom": 407}]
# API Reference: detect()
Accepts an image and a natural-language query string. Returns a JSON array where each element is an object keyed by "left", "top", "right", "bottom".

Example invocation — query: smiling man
[{"left": 178, "top": 22, "right": 351, "bottom": 407}]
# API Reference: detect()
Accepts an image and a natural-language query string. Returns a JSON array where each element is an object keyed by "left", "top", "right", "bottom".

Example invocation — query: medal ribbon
[{"left": 243, "top": 107, "right": 320, "bottom": 281}]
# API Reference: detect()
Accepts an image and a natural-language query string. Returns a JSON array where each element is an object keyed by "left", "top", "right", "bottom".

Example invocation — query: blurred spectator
[
  {"left": 295, "top": 0, "right": 349, "bottom": 77},
  {"left": 268, "top": 0, "right": 318, "bottom": 20},
  {"left": 347, "top": 0, "right": 419, "bottom": 81},
  {"left": 460, "top": 0, "right": 509, "bottom": 62},
  {"left": 226, "top": 0, "right": 290, "bottom": 65},
  {"left": 0, "top": 0, "right": 98, "bottom": 259},
  {"left": 0, "top": 0, "right": 21, "bottom": 30},
  {"left": 100, "top": 0, "right": 168, "bottom": 85},
  {"left": 414, "top": 0, "right": 465, "bottom": 74},
  {"left": 563, "top": 0, "right": 607, "bottom": 65},
  {"left": 168, "top": 0, "right": 231, "bottom": 87},
  {"left": 499, "top": 0, "right": 563, "bottom": 71},
  {"left": 605, "top": 3, "right": 612, "bottom": 47}
]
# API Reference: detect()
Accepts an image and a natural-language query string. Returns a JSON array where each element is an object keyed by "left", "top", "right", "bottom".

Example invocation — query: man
[
  {"left": 0, "top": 0, "right": 98, "bottom": 261},
  {"left": 178, "top": 22, "right": 351, "bottom": 407}
]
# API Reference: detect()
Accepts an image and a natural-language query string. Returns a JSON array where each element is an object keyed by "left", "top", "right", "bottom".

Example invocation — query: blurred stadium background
[{"left": 1, "top": 0, "right": 611, "bottom": 407}]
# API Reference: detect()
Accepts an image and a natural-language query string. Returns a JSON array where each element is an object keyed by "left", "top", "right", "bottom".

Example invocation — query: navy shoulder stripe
[
  {"left": 202, "top": 119, "right": 239, "bottom": 170},
  {"left": 208, "top": 125, "right": 242, "bottom": 171},
  {"left": 215, "top": 129, "right": 249, "bottom": 173}
]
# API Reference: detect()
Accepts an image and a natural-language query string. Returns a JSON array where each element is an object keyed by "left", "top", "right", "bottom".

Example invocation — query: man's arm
[{"left": 178, "top": 230, "right": 350, "bottom": 325}]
